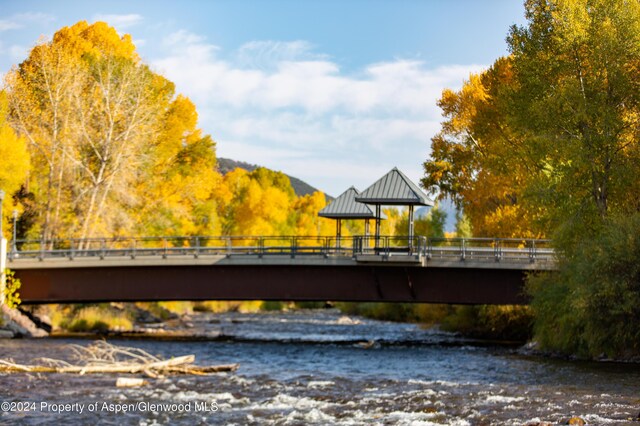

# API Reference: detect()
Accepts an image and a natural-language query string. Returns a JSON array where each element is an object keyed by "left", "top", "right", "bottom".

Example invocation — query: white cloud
[
  {"left": 236, "top": 40, "right": 325, "bottom": 69},
  {"left": 0, "top": 12, "right": 54, "bottom": 31},
  {"left": 92, "top": 13, "right": 143, "bottom": 30},
  {"left": 152, "top": 30, "right": 484, "bottom": 195},
  {"left": 0, "top": 20, "right": 20, "bottom": 31}
]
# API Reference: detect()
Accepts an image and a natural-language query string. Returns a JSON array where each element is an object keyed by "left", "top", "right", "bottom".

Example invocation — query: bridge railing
[
  {"left": 353, "top": 235, "right": 428, "bottom": 257},
  {"left": 426, "top": 237, "right": 554, "bottom": 263},
  {"left": 8, "top": 235, "right": 554, "bottom": 263}
]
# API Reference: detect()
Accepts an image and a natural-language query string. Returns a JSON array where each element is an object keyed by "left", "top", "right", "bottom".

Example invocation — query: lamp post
[{"left": 12, "top": 210, "right": 17, "bottom": 255}]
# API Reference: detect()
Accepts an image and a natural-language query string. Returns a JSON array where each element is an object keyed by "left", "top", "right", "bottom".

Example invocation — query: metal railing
[
  {"left": 7, "top": 235, "right": 555, "bottom": 264},
  {"left": 426, "top": 237, "right": 554, "bottom": 263}
]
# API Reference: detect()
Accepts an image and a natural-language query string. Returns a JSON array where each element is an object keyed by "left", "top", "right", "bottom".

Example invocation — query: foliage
[
  {"left": 193, "top": 301, "right": 263, "bottom": 313},
  {"left": 3, "top": 269, "right": 21, "bottom": 309},
  {"left": 260, "top": 301, "right": 286, "bottom": 311},
  {"left": 424, "top": 0, "right": 640, "bottom": 356},
  {"left": 1, "top": 19, "right": 361, "bottom": 247},
  {"left": 4, "top": 21, "right": 219, "bottom": 241},
  {"left": 335, "top": 302, "right": 420, "bottom": 322},
  {"left": 528, "top": 214, "right": 640, "bottom": 358},
  {"left": 157, "top": 301, "right": 193, "bottom": 315},
  {"left": 336, "top": 302, "right": 533, "bottom": 341},
  {"left": 422, "top": 58, "right": 544, "bottom": 238},
  {"left": 454, "top": 211, "right": 473, "bottom": 238},
  {"left": 507, "top": 0, "right": 640, "bottom": 230},
  {"left": 440, "top": 305, "right": 534, "bottom": 341},
  {"left": 216, "top": 167, "right": 331, "bottom": 237},
  {"left": 0, "top": 92, "right": 30, "bottom": 238},
  {"left": 133, "top": 96, "right": 220, "bottom": 237},
  {"left": 513, "top": 0, "right": 640, "bottom": 358},
  {"left": 52, "top": 305, "right": 133, "bottom": 332},
  {"left": 394, "top": 204, "right": 447, "bottom": 238}
]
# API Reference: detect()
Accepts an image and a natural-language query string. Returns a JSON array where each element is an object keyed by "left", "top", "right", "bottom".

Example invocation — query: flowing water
[{"left": 0, "top": 309, "right": 639, "bottom": 425}]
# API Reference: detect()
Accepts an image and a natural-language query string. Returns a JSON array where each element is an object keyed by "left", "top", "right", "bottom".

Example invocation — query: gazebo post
[
  {"left": 408, "top": 205, "right": 414, "bottom": 251},
  {"left": 375, "top": 205, "right": 381, "bottom": 249},
  {"left": 364, "top": 219, "right": 370, "bottom": 249},
  {"left": 336, "top": 218, "right": 342, "bottom": 249}
]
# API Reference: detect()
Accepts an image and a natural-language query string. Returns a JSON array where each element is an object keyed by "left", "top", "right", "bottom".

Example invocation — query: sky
[{"left": 0, "top": 0, "right": 527, "bottom": 198}]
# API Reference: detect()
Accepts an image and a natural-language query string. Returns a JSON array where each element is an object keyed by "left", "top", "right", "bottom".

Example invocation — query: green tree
[
  {"left": 424, "top": 0, "right": 640, "bottom": 356},
  {"left": 528, "top": 214, "right": 640, "bottom": 357},
  {"left": 454, "top": 211, "right": 472, "bottom": 238},
  {"left": 395, "top": 205, "right": 447, "bottom": 238},
  {"left": 507, "top": 0, "right": 640, "bottom": 239}
]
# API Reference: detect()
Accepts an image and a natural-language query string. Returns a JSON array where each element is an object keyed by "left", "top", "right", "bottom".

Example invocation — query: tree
[
  {"left": 507, "top": 0, "right": 640, "bottom": 241},
  {"left": 4, "top": 21, "right": 219, "bottom": 241},
  {"left": 425, "top": 0, "right": 640, "bottom": 357},
  {"left": 511, "top": 0, "right": 640, "bottom": 358},
  {"left": 394, "top": 205, "right": 446, "bottom": 239},
  {"left": 217, "top": 168, "right": 297, "bottom": 236},
  {"left": 292, "top": 192, "right": 334, "bottom": 237},
  {"left": 0, "top": 91, "right": 30, "bottom": 238},
  {"left": 4, "top": 34, "right": 81, "bottom": 241},
  {"left": 132, "top": 96, "right": 220, "bottom": 237},
  {"left": 422, "top": 58, "right": 545, "bottom": 238}
]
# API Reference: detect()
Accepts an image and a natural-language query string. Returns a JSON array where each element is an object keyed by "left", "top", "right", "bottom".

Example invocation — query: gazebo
[
  {"left": 318, "top": 186, "right": 385, "bottom": 247},
  {"left": 355, "top": 167, "right": 433, "bottom": 247}
]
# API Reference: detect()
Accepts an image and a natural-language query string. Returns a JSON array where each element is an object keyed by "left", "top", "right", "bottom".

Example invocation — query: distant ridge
[{"left": 217, "top": 158, "right": 333, "bottom": 200}]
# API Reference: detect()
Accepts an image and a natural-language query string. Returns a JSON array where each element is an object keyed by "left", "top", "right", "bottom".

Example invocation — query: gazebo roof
[
  {"left": 318, "top": 187, "right": 386, "bottom": 219},
  {"left": 355, "top": 167, "right": 434, "bottom": 206}
]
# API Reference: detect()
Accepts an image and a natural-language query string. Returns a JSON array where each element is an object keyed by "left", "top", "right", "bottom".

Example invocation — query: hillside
[{"left": 217, "top": 158, "right": 333, "bottom": 200}]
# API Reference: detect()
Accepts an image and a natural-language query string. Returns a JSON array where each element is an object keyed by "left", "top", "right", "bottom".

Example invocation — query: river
[{"left": 0, "top": 309, "right": 639, "bottom": 425}]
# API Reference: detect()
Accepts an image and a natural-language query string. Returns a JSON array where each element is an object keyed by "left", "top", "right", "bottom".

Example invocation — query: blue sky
[{"left": 0, "top": 1, "right": 527, "bottom": 197}]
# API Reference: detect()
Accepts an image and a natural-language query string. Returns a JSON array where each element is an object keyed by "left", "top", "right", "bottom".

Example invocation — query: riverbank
[
  {"left": 11, "top": 301, "right": 527, "bottom": 340},
  {"left": 8, "top": 302, "right": 640, "bottom": 365}
]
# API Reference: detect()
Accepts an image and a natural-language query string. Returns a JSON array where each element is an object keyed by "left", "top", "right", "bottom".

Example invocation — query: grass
[
  {"left": 52, "top": 305, "right": 133, "bottom": 333},
  {"left": 193, "top": 301, "right": 264, "bottom": 313}
]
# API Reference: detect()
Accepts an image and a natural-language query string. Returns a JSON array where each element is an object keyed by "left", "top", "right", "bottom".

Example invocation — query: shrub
[
  {"left": 3, "top": 269, "right": 21, "bottom": 308},
  {"left": 528, "top": 214, "right": 640, "bottom": 358}
]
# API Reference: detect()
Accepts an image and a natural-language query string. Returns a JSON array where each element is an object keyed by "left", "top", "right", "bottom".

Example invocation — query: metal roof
[
  {"left": 318, "top": 187, "right": 386, "bottom": 219},
  {"left": 355, "top": 167, "right": 434, "bottom": 206}
]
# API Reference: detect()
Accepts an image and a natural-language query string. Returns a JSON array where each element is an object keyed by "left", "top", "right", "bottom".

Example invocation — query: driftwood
[
  {"left": 116, "top": 377, "right": 147, "bottom": 387},
  {"left": 0, "top": 341, "right": 238, "bottom": 378}
]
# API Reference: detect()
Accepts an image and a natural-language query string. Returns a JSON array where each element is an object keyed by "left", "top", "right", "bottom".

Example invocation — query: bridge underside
[{"left": 15, "top": 264, "right": 531, "bottom": 305}]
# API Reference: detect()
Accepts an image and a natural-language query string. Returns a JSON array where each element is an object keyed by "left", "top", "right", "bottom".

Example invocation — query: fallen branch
[{"left": 0, "top": 341, "right": 238, "bottom": 377}]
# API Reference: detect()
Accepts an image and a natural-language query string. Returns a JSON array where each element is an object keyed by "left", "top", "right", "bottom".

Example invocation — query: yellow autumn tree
[
  {"left": 292, "top": 191, "right": 334, "bottom": 237},
  {"left": 133, "top": 96, "right": 221, "bottom": 237},
  {"left": 422, "top": 58, "right": 544, "bottom": 238},
  {"left": 4, "top": 21, "right": 219, "bottom": 241},
  {"left": 0, "top": 91, "right": 30, "bottom": 238},
  {"left": 218, "top": 167, "right": 327, "bottom": 237}
]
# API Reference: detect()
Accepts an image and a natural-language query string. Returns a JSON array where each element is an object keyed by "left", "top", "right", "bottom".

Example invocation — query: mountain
[{"left": 217, "top": 158, "right": 332, "bottom": 200}]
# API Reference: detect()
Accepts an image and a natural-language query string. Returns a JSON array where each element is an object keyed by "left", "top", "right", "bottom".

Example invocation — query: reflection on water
[{"left": 0, "top": 309, "right": 639, "bottom": 425}]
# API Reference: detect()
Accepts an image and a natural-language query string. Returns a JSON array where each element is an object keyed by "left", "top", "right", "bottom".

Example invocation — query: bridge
[{"left": 7, "top": 235, "right": 555, "bottom": 305}]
